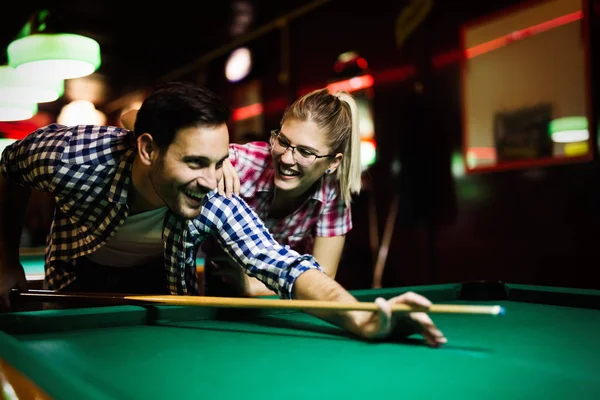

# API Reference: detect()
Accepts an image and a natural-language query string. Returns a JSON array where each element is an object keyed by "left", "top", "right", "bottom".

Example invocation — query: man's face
[{"left": 149, "top": 123, "right": 229, "bottom": 219}]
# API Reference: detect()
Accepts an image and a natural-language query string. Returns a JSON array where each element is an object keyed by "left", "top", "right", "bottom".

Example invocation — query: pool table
[{"left": 1, "top": 282, "right": 599, "bottom": 399}]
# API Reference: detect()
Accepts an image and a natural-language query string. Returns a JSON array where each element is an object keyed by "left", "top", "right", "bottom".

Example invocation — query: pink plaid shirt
[{"left": 228, "top": 141, "right": 352, "bottom": 254}]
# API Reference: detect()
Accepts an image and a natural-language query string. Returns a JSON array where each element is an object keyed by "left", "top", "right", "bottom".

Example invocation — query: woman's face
[{"left": 271, "top": 119, "right": 341, "bottom": 198}]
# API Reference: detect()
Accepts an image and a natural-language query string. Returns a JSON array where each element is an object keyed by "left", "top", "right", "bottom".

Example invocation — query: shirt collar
[{"left": 107, "top": 148, "right": 136, "bottom": 204}]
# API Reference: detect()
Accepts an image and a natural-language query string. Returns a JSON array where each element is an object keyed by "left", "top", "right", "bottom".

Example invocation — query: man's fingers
[
  {"left": 374, "top": 297, "right": 392, "bottom": 338},
  {"left": 217, "top": 178, "right": 225, "bottom": 196},
  {"left": 393, "top": 291, "right": 432, "bottom": 309},
  {"left": 410, "top": 312, "right": 446, "bottom": 346}
]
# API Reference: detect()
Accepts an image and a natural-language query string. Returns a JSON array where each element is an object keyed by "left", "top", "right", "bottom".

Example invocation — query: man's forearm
[
  {"left": 0, "top": 174, "right": 31, "bottom": 262},
  {"left": 292, "top": 269, "right": 371, "bottom": 338}
]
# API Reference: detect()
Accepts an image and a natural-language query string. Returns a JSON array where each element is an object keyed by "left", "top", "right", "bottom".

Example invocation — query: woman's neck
[{"left": 269, "top": 186, "right": 312, "bottom": 219}]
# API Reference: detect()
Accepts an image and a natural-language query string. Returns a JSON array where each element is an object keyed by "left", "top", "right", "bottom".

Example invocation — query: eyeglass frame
[{"left": 269, "top": 129, "right": 336, "bottom": 166}]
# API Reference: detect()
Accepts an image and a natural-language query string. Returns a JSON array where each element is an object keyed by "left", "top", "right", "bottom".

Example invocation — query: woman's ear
[
  {"left": 327, "top": 153, "right": 343, "bottom": 174},
  {"left": 137, "top": 133, "right": 156, "bottom": 166}
]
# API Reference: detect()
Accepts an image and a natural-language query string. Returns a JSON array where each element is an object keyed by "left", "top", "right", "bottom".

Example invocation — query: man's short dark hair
[{"left": 134, "top": 81, "right": 231, "bottom": 148}]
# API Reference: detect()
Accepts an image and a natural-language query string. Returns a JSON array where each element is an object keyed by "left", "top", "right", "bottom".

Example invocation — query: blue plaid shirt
[{"left": 0, "top": 124, "right": 322, "bottom": 298}]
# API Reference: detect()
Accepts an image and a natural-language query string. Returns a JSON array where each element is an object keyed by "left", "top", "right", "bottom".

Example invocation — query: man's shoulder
[
  {"left": 28, "top": 124, "right": 132, "bottom": 151},
  {"left": 57, "top": 125, "right": 135, "bottom": 164}
]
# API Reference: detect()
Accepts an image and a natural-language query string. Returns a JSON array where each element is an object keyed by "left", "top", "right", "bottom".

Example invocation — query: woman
[{"left": 122, "top": 87, "right": 361, "bottom": 296}]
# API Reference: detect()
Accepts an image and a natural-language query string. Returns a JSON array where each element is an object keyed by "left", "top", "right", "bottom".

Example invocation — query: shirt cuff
[{"left": 281, "top": 255, "right": 324, "bottom": 300}]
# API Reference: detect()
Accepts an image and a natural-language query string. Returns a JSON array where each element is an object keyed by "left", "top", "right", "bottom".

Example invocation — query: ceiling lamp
[
  {"left": 0, "top": 102, "right": 38, "bottom": 122},
  {"left": 0, "top": 65, "right": 64, "bottom": 103},
  {"left": 8, "top": 33, "right": 101, "bottom": 80}
]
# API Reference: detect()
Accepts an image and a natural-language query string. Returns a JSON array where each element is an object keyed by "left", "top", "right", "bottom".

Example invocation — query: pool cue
[{"left": 12, "top": 289, "right": 505, "bottom": 316}]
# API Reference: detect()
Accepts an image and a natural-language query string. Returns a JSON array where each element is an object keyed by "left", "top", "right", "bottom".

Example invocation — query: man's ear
[{"left": 137, "top": 133, "right": 156, "bottom": 166}]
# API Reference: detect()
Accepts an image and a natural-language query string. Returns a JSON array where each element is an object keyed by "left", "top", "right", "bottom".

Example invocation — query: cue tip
[{"left": 495, "top": 306, "right": 506, "bottom": 316}]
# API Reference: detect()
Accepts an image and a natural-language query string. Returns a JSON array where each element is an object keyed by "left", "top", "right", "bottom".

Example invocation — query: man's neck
[{"left": 130, "top": 157, "right": 164, "bottom": 215}]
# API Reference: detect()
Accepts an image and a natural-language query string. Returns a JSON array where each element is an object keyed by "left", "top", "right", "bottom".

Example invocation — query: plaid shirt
[
  {"left": 228, "top": 142, "right": 352, "bottom": 254},
  {"left": 0, "top": 124, "right": 321, "bottom": 298}
]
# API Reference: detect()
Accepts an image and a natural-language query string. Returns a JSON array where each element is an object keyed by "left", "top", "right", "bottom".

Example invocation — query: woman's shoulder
[{"left": 229, "top": 141, "right": 271, "bottom": 169}]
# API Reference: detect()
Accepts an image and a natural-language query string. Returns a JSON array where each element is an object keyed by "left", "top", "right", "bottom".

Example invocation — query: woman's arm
[
  {"left": 214, "top": 235, "right": 346, "bottom": 297},
  {"left": 311, "top": 235, "right": 345, "bottom": 278}
]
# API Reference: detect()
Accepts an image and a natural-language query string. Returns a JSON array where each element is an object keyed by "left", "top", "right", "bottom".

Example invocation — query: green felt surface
[{"left": 1, "top": 285, "right": 599, "bottom": 399}]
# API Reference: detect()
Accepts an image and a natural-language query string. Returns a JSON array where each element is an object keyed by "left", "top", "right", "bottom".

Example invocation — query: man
[{"left": 0, "top": 82, "right": 446, "bottom": 346}]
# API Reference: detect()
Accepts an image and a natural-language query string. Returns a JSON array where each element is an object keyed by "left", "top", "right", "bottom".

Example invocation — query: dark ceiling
[{"left": 0, "top": 0, "right": 311, "bottom": 118}]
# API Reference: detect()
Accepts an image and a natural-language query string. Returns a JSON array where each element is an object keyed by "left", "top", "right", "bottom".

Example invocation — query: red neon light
[
  {"left": 232, "top": 103, "right": 264, "bottom": 121},
  {"left": 299, "top": 12, "right": 582, "bottom": 93},
  {"left": 263, "top": 98, "right": 288, "bottom": 115},
  {"left": 466, "top": 10, "right": 583, "bottom": 59},
  {"left": 432, "top": 50, "right": 463, "bottom": 69},
  {"left": 373, "top": 66, "right": 417, "bottom": 84},
  {"left": 326, "top": 75, "right": 374, "bottom": 93}
]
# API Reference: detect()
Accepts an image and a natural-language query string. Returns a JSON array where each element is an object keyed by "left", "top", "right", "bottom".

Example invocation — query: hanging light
[
  {"left": 6, "top": 10, "right": 101, "bottom": 81},
  {"left": 57, "top": 100, "right": 106, "bottom": 125},
  {"left": 8, "top": 34, "right": 101, "bottom": 80},
  {"left": 0, "top": 102, "right": 38, "bottom": 122},
  {"left": 0, "top": 65, "right": 64, "bottom": 103}
]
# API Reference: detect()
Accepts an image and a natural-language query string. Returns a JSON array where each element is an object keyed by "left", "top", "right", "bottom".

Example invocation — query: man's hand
[
  {"left": 217, "top": 159, "right": 240, "bottom": 198},
  {"left": 0, "top": 261, "right": 28, "bottom": 311},
  {"left": 357, "top": 291, "right": 447, "bottom": 347}
]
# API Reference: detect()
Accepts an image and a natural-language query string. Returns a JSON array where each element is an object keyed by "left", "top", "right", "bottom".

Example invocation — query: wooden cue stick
[{"left": 13, "top": 290, "right": 505, "bottom": 315}]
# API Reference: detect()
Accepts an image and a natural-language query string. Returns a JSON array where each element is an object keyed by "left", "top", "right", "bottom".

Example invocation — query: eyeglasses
[{"left": 270, "top": 130, "right": 335, "bottom": 166}]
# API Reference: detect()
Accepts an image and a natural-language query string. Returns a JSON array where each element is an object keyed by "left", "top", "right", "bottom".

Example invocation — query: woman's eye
[{"left": 298, "top": 148, "right": 314, "bottom": 157}]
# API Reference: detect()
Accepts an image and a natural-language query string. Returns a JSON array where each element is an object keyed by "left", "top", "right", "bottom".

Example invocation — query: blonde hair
[{"left": 281, "top": 88, "right": 361, "bottom": 205}]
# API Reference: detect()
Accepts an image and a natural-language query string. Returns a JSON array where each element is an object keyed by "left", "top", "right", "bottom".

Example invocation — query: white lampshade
[{"left": 0, "top": 66, "right": 64, "bottom": 103}]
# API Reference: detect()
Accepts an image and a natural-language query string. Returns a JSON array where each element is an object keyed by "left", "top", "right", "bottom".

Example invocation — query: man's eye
[
  {"left": 188, "top": 160, "right": 206, "bottom": 168},
  {"left": 278, "top": 137, "right": 291, "bottom": 147}
]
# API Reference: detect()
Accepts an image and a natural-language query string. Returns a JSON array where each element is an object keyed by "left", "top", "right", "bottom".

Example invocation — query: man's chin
[{"left": 170, "top": 202, "right": 203, "bottom": 220}]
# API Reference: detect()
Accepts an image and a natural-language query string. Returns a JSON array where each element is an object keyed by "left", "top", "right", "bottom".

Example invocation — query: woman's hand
[{"left": 217, "top": 158, "right": 240, "bottom": 198}]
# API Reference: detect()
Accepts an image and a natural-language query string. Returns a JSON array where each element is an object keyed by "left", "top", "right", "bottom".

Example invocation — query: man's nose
[{"left": 197, "top": 167, "right": 218, "bottom": 190}]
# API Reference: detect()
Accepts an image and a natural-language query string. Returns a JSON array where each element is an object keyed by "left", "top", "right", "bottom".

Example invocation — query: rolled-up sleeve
[{"left": 193, "top": 192, "right": 323, "bottom": 299}]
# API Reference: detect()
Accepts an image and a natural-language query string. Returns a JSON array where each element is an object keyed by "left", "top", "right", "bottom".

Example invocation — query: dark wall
[{"left": 208, "top": 0, "right": 600, "bottom": 290}]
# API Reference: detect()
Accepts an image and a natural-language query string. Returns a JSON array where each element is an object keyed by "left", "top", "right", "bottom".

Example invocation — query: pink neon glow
[{"left": 467, "top": 147, "right": 496, "bottom": 160}]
